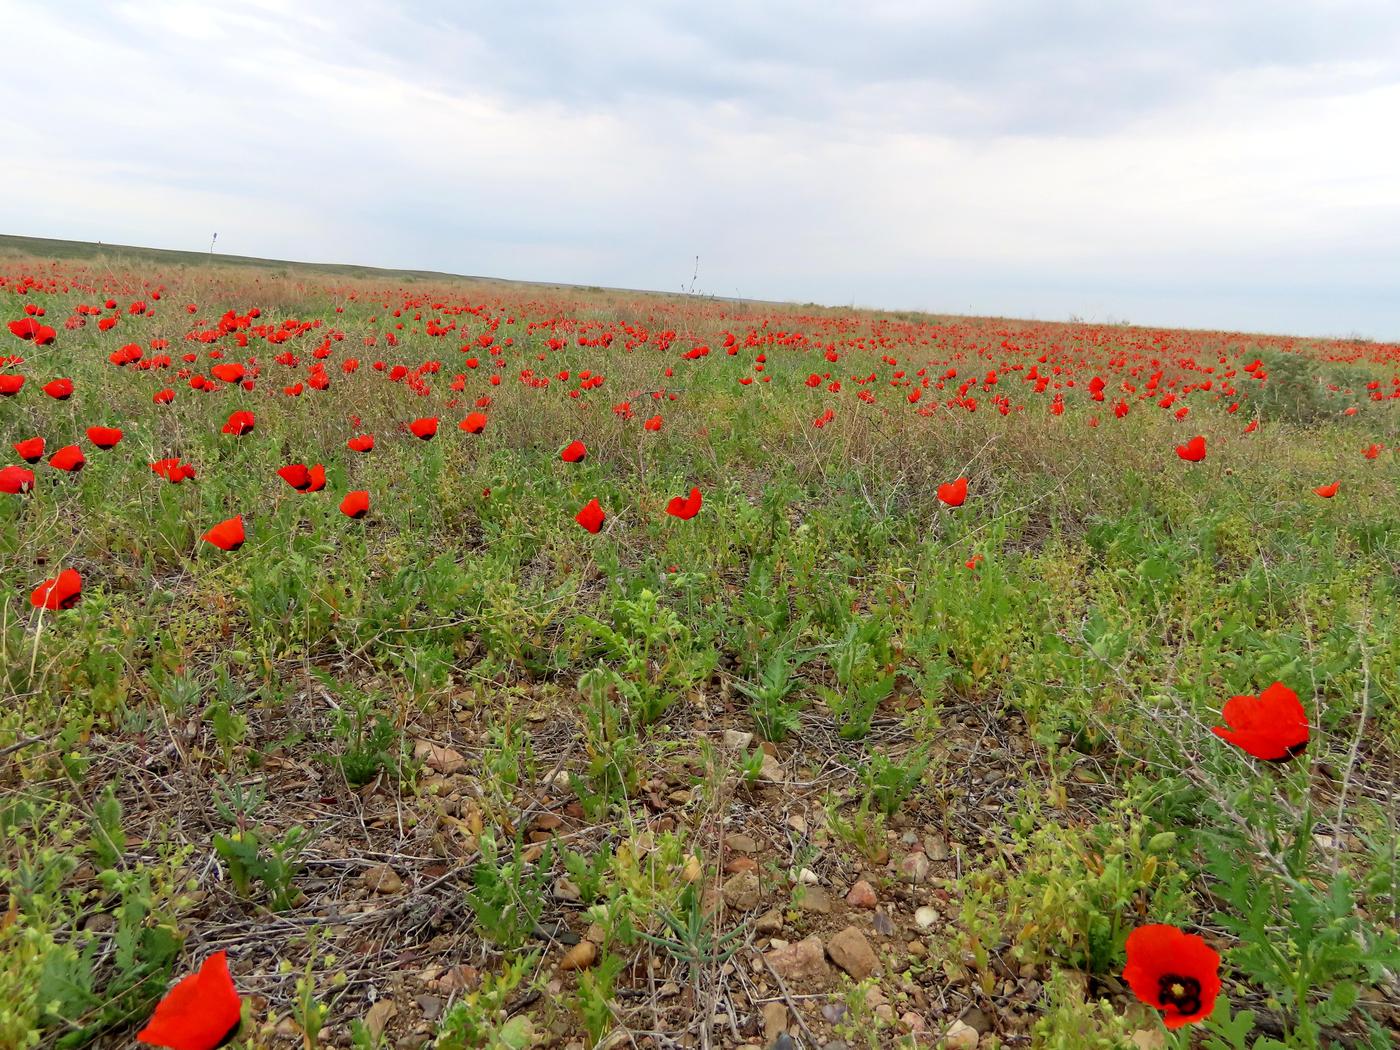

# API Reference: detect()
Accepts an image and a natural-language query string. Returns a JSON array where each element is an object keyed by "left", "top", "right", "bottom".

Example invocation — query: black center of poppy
[
  {"left": 1265, "top": 740, "right": 1309, "bottom": 763},
  {"left": 1157, "top": 973, "right": 1202, "bottom": 1016}
]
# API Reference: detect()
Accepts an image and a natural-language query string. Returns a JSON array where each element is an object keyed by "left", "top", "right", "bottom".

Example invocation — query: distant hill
[{"left": 0, "top": 232, "right": 509, "bottom": 284}]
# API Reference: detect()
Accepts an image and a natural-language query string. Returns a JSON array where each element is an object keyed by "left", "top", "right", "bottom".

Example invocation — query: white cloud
[{"left": 0, "top": 0, "right": 1396, "bottom": 337}]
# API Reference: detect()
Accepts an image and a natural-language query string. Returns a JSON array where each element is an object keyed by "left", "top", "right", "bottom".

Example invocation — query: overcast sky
[{"left": 2, "top": 0, "right": 1398, "bottom": 338}]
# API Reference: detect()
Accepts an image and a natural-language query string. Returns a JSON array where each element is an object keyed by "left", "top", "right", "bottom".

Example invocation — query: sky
[{"left": 2, "top": 0, "right": 1398, "bottom": 339}]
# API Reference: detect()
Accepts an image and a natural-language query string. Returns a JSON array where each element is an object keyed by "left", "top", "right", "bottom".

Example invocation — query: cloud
[{"left": 0, "top": 0, "right": 1397, "bottom": 337}]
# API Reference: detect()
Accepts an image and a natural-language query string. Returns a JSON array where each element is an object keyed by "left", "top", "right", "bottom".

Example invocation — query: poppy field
[{"left": 2, "top": 245, "right": 1399, "bottom": 1049}]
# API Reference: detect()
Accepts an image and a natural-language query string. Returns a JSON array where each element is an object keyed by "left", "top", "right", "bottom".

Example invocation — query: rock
[
  {"left": 845, "top": 879, "right": 877, "bottom": 909},
  {"left": 724, "top": 856, "right": 759, "bottom": 874},
  {"left": 761, "top": 1001, "right": 788, "bottom": 1043},
  {"left": 754, "top": 908, "right": 784, "bottom": 935},
  {"left": 723, "top": 729, "right": 754, "bottom": 750},
  {"left": 726, "top": 832, "right": 759, "bottom": 853},
  {"left": 923, "top": 835, "right": 950, "bottom": 861},
  {"left": 414, "top": 995, "right": 442, "bottom": 1021},
  {"left": 765, "top": 935, "right": 830, "bottom": 981},
  {"left": 364, "top": 1000, "right": 398, "bottom": 1040},
  {"left": 796, "top": 885, "right": 831, "bottom": 914},
  {"left": 897, "top": 852, "right": 930, "bottom": 884},
  {"left": 960, "top": 1007, "right": 992, "bottom": 1034},
  {"left": 554, "top": 877, "right": 581, "bottom": 902},
  {"left": 914, "top": 905, "right": 939, "bottom": 929},
  {"left": 682, "top": 854, "right": 703, "bottom": 883},
  {"left": 795, "top": 867, "right": 819, "bottom": 885},
  {"left": 771, "top": 1036, "right": 797, "bottom": 1050},
  {"left": 724, "top": 870, "right": 762, "bottom": 910},
  {"left": 826, "top": 926, "right": 880, "bottom": 981},
  {"left": 759, "top": 753, "right": 785, "bottom": 784},
  {"left": 437, "top": 964, "right": 478, "bottom": 992},
  {"left": 900, "top": 1011, "right": 926, "bottom": 1033},
  {"left": 1132, "top": 1030, "right": 1166, "bottom": 1049},
  {"left": 413, "top": 739, "right": 466, "bottom": 775},
  {"left": 362, "top": 865, "right": 403, "bottom": 894},
  {"left": 872, "top": 910, "right": 896, "bottom": 936},
  {"left": 559, "top": 940, "right": 597, "bottom": 971},
  {"left": 943, "top": 1019, "right": 979, "bottom": 1050},
  {"left": 787, "top": 813, "right": 807, "bottom": 835},
  {"left": 532, "top": 812, "right": 563, "bottom": 832}
]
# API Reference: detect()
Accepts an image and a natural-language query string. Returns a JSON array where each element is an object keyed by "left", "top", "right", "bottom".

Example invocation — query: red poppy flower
[
  {"left": 151, "top": 458, "right": 197, "bottom": 484},
  {"left": 1, "top": 465, "right": 36, "bottom": 494},
  {"left": 203, "top": 516, "right": 245, "bottom": 552},
  {"left": 965, "top": 554, "right": 983, "bottom": 571},
  {"left": 305, "top": 464, "right": 327, "bottom": 493},
  {"left": 1122, "top": 925, "right": 1221, "bottom": 1029},
  {"left": 137, "top": 950, "right": 242, "bottom": 1050},
  {"left": 48, "top": 445, "right": 86, "bottom": 472},
  {"left": 153, "top": 388, "right": 175, "bottom": 405},
  {"left": 278, "top": 464, "right": 312, "bottom": 491},
  {"left": 347, "top": 434, "right": 374, "bottom": 453},
  {"left": 458, "top": 412, "right": 488, "bottom": 434},
  {"left": 30, "top": 568, "right": 82, "bottom": 610},
  {"left": 409, "top": 417, "right": 438, "bottom": 440},
  {"left": 222, "top": 411, "right": 255, "bottom": 436},
  {"left": 937, "top": 477, "right": 968, "bottom": 507},
  {"left": 1313, "top": 481, "right": 1339, "bottom": 499},
  {"left": 43, "top": 378, "right": 74, "bottom": 401},
  {"left": 644, "top": 415, "right": 663, "bottom": 432},
  {"left": 1211, "top": 681, "right": 1309, "bottom": 761},
  {"left": 211, "top": 363, "right": 245, "bottom": 384},
  {"left": 1175, "top": 435, "right": 1206, "bottom": 462},
  {"left": 575, "top": 498, "right": 605, "bottom": 533},
  {"left": 8, "top": 318, "right": 39, "bottom": 340},
  {"left": 561, "top": 440, "right": 587, "bottom": 463},
  {"left": 86, "top": 426, "right": 124, "bottom": 450},
  {"left": 13, "top": 436, "right": 44, "bottom": 463},
  {"left": 340, "top": 490, "right": 369, "bottom": 519},
  {"left": 666, "top": 487, "right": 702, "bottom": 520},
  {"left": 1362, "top": 443, "right": 1383, "bottom": 460},
  {"left": 8, "top": 318, "right": 56, "bottom": 344},
  {"left": 0, "top": 374, "right": 25, "bottom": 396}
]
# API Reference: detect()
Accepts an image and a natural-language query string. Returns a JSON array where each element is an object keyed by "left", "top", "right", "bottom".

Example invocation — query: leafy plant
[
  {"left": 817, "top": 615, "right": 896, "bottom": 739},
  {"left": 434, "top": 952, "right": 538, "bottom": 1050},
  {"left": 465, "top": 831, "right": 553, "bottom": 950},
  {"left": 637, "top": 882, "right": 744, "bottom": 971},
  {"left": 573, "top": 950, "right": 625, "bottom": 1046},
  {"left": 859, "top": 745, "right": 930, "bottom": 817},
  {"left": 732, "top": 643, "right": 810, "bottom": 742},
  {"left": 212, "top": 825, "right": 314, "bottom": 911}
]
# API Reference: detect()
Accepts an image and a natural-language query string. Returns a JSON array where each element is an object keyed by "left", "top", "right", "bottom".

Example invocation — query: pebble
[
  {"left": 943, "top": 1019, "right": 979, "bottom": 1050},
  {"left": 764, "top": 935, "right": 830, "bottom": 981},
  {"left": 761, "top": 1001, "right": 788, "bottom": 1043},
  {"left": 362, "top": 865, "right": 403, "bottom": 894},
  {"left": 723, "top": 870, "right": 762, "bottom": 910},
  {"left": 723, "top": 729, "right": 754, "bottom": 749},
  {"left": 845, "top": 879, "right": 877, "bottom": 909},
  {"left": 825, "top": 926, "right": 880, "bottom": 981},
  {"left": 559, "top": 940, "right": 597, "bottom": 971},
  {"left": 897, "top": 852, "right": 930, "bottom": 884},
  {"left": 754, "top": 908, "right": 784, "bottom": 935}
]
